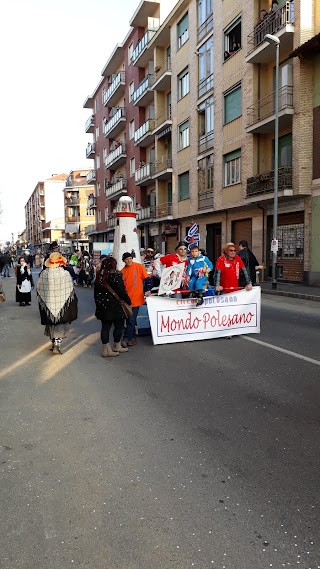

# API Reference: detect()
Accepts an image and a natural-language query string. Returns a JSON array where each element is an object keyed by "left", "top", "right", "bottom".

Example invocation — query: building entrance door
[{"left": 206, "top": 223, "right": 221, "bottom": 266}]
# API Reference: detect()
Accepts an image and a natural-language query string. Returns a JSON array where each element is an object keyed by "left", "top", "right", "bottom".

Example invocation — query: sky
[{"left": 0, "top": 0, "right": 141, "bottom": 243}]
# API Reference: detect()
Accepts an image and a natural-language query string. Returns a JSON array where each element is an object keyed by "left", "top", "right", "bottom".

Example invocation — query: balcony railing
[
  {"left": 198, "top": 73, "right": 213, "bottom": 98},
  {"left": 87, "top": 196, "right": 96, "bottom": 209},
  {"left": 135, "top": 163, "right": 153, "bottom": 185},
  {"left": 152, "top": 157, "right": 172, "bottom": 176},
  {"left": 154, "top": 106, "right": 172, "bottom": 130},
  {"left": 103, "top": 107, "right": 126, "bottom": 137},
  {"left": 65, "top": 197, "right": 80, "bottom": 206},
  {"left": 85, "top": 224, "right": 96, "bottom": 235},
  {"left": 107, "top": 216, "right": 116, "bottom": 229},
  {"left": 247, "top": 166, "right": 292, "bottom": 197},
  {"left": 103, "top": 71, "right": 125, "bottom": 106},
  {"left": 247, "top": 85, "right": 293, "bottom": 127},
  {"left": 247, "top": 2, "right": 294, "bottom": 55},
  {"left": 132, "top": 75, "right": 154, "bottom": 103},
  {"left": 131, "top": 29, "right": 159, "bottom": 64},
  {"left": 105, "top": 143, "right": 126, "bottom": 168},
  {"left": 85, "top": 115, "right": 94, "bottom": 133},
  {"left": 86, "top": 142, "right": 96, "bottom": 158},
  {"left": 105, "top": 177, "right": 128, "bottom": 199},
  {"left": 198, "top": 13, "right": 213, "bottom": 42},
  {"left": 86, "top": 170, "right": 96, "bottom": 184},
  {"left": 198, "top": 189, "right": 213, "bottom": 210},
  {"left": 151, "top": 203, "right": 173, "bottom": 218},
  {"left": 198, "top": 131, "right": 214, "bottom": 154},
  {"left": 153, "top": 56, "right": 171, "bottom": 88},
  {"left": 134, "top": 119, "right": 155, "bottom": 144},
  {"left": 136, "top": 206, "right": 151, "bottom": 221}
]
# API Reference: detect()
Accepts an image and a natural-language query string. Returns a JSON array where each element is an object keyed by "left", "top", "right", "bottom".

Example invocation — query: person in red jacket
[
  {"left": 215, "top": 242, "right": 252, "bottom": 293},
  {"left": 154, "top": 241, "right": 189, "bottom": 293}
]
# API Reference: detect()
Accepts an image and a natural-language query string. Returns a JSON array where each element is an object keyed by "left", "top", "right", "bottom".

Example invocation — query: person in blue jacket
[{"left": 187, "top": 244, "right": 213, "bottom": 305}]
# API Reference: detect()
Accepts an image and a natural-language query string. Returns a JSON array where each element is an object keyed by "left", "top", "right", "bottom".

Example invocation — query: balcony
[
  {"left": 247, "top": 167, "right": 293, "bottom": 198},
  {"left": 246, "top": 86, "right": 294, "bottom": 134},
  {"left": 151, "top": 203, "right": 173, "bottom": 220},
  {"left": 246, "top": 2, "right": 294, "bottom": 64},
  {"left": 153, "top": 106, "right": 172, "bottom": 137},
  {"left": 153, "top": 57, "right": 171, "bottom": 91},
  {"left": 152, "top": 157, "right": 172, "bottom": 180},
  {"left": 85, "top": 115, "right": 94, "bottom": 133},
  {"left": 198, "top": 131, "right": 214, "bottom": 154},
  {"left": 103, "top": 107, "right": 126, "bottom": 138},
  {"left": 198, "top": 189, "right": 213, "bottom": 210},
  {"left": 105, "top": 177, "right": 128, "bottom": 200},
  {"left": 65, "top": 216, "right": 77, "bottom": 223},
  {"left": 198, "top": 13, "right": 213, "bottom": 42},
  {"left": 198, "top": 73, "right": 213, "bottom": 99},
  {"left": 106, "top": 216, "right": 116, "bottom": 229},
  {"left": 86, "top": 142, "right": 96, "bottom": 159},
  {"left": 136, "top": 206, "right": 151, "bottom": 222},
  {"left": 132, "top": 75, "right": 154, "bottom": 106},
  {"left": 134, "top": 119, "right": 155, "bottom": 147},
  {"left": 103, "top": 71, "right": 125, "bottom": 107},
  {"left": 87, "top": 196, "right": 96, "bottom": 209},
  {"left": 65, "top": 197, "right": 80, "bottom": 206},
  {"left": 84, "top": 224, "right": 97, "bottom": 236},
  {"left": 105, "top": 143, "right": 126, "bottom": 169},
  {"left": 135, "top": 163, "right": 154, "bottom": 186},
  {"left": 86, "top": 170, "right": 96, "bottom": 184},
  {"left": 131, "top": 28, "right": 159, "bottom": 66}
]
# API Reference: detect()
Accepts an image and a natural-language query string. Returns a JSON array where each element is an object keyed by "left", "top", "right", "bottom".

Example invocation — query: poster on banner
[
  {"left": 158, "top": 263, "right": 185, "bottom": 295},
  {"left": 146, "top": 287, "right": 261, "bottom": 345}
]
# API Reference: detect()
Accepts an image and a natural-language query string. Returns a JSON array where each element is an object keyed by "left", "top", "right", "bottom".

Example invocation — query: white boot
[
  {"left": 113, "top": 342, "right": 128, "bottom": 353},
  {"left": 101, "top": 343, "right": 119, "bottom": 357}
]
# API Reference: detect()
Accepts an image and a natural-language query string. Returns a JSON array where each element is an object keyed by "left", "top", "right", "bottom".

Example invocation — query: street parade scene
[{"left": 1, "top": 0, "right": 320, "bottom": 568}]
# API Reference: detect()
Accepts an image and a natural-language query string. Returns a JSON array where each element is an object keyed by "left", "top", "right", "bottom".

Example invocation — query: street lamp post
[{"left": 265, "top": 33, "right": 280, "bottom": 290}]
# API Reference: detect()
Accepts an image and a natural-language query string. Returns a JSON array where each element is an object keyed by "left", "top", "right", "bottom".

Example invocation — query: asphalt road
[{"left": 0, "top": 272, "right": 319, "bottom": 569}]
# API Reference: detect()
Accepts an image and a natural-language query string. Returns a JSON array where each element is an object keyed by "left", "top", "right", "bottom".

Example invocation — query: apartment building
[
  {"left": 64, "top": 169, "right": 95, "bottom": 253},
  {"left": 25, "top": 174, "right": 67, "bottom": 251},
  {"left": 84, "top": 0, "right": 319, "bottom": 284}
]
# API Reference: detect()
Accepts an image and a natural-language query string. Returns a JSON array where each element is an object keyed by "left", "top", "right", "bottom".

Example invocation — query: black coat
[
  {"left": 16, "top": 265, "right": 34, "bottom": 302},
  {"left": 238, "top": 248, "right": 259, "bottom": 285},
  {"left": 94, "top": 270, "right": 131, "bottom": 321}
]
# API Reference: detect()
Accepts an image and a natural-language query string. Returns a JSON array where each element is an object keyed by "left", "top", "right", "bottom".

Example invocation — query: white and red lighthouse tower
[{"left": 113, "top": 196, "right": 141, "bottom": 268}]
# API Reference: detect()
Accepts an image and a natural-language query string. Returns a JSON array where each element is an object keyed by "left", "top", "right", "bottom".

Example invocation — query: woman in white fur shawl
[
  {"left": 37, "top": 252, "right": 78, "bottom": 354},
  {"left": 16, "top": 257, "right": 34, "bottom": 306}
]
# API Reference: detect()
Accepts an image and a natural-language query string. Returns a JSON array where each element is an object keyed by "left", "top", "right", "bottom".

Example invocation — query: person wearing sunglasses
[
  {"left": 154, "top": 241, "right": 189, "bottom": 294},
  {"left": 215, "top": 242, "right": 252, "bottom": 293}
]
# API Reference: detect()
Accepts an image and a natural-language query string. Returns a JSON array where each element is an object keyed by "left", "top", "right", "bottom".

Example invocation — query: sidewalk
[{"left": 260, "top": 281, "right": 320, "bottom": 302}]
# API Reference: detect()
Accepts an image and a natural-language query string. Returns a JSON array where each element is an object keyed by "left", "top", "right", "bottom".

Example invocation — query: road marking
[{"left": 242, "top": 336, "right": 320, "bottom": 367}]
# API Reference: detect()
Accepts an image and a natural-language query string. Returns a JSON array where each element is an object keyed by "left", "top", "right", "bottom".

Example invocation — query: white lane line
[{"left": 242, "top": 336, "right": 320, "bottom": 367}]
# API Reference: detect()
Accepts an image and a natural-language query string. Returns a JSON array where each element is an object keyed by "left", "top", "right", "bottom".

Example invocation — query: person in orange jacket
[{"left": 120, "top": 252, "right": 152, "bottom": 347}]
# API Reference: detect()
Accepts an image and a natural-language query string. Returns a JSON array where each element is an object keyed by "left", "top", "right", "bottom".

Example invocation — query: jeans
[
  {"left": 3, "top": 264, "right": 10, "bottom": 277},
  {"left": 101, "top": 319, "right": 125, "bottom": 344},
  {"left": 123, "top": 306, "right": 139, "bottom": 341}
]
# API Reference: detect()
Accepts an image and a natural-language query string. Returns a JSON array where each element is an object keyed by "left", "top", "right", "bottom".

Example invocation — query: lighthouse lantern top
[{"left": 115, "top": 196, "right": 135, "bottom": 213}]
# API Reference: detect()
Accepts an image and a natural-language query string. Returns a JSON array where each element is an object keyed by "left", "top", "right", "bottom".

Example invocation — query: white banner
[{"left": 146, "top": 287, "right": 261, "bottom": 345}]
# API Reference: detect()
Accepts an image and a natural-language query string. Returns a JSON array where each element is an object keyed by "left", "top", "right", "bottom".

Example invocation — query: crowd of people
[{"left": 0, "top": 239, "right": 260, "bottom": 356}]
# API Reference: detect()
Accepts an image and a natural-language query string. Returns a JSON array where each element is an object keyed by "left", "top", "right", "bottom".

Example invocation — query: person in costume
[
  {"left": 37, "top": 252, "right": 78, "bottom": 354},
  {"left": 154, "top": 241, "right": 189, "bottom": 293},
  {"left": 94, "top": 256, "right": 131, "bottom": 357},
  {"left": 16, "top": 256, "right": 34, "bottom": 306},
  {"left": 187, "top": 244, "right": 213, "bottom": 305},
  {"left": 215, "top": 243, "right": 252, "bottom": 293}
]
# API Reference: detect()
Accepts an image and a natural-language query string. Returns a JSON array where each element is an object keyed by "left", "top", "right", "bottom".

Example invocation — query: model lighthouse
[{"left": 112, "top": 196, "right": 141, "bottom": 267}]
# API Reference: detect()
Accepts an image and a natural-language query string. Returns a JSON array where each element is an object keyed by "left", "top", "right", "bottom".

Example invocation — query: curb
[{"left": 261, "top": 289, "right": 320, "bottom": 302}]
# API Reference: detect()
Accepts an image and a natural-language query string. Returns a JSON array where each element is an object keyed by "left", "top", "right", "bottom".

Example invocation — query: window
[
  {"left": 96, "top": 154, "right": 100, "bottom": 169},
  {"left": 178, "top": 67, "right": 189, "bottom": 99},
  {"left": 177, "top": 12, "right": 189, "bottom": 49},
  {"left": 129, "top": 119, "right": 135, "bottom": 139},
  {"left": 105, "top": 207, "right": 109, "bottom": 221},
  {"left": 178, "top": 120, "right": 189, "bottom": 150},
  {"left": 98, "top": 209, "right": 101, "bottom": 223},
  {"left": 272, "top": 133, "right": 292, "bottom": 168},
  {"left": 128, "top": 43, "right": 133, "bottom": 62},
  {"left": 224, "top": 84, "right": 242, "bottom": 124},
  {"left": 103, "top": 147, "right": 107, "bottom": 163},
  {"left": 97, "top": 182, "right": 101, "bottom": 197},
  {"left": 224, "top": 149, "right": 241, "bottom": 186},
  {"left": 198, "top": 96, "right": 214, "bottom": 153},
  {"left": 95, "top": 125, "right": 99, "bottom": 140},
  {"left": 199, "top": 155, "right": 214, "bottom": 191},
  {"left": 198, "top": 37, "right": 214, "bottom": 97},
  {"left": 224, "top": 17, "right": 241, "bottom": 58},
  {"left": 178, "top": 171, "right": 190, "bottom": 200},
  {"left": 95, "top": 97, "right": 99, "bottom": 112},
  {"left": 130, "top": 157, "right": 135, "bottom": 176},
  {"left": 129, "top": 82, "right": 134, "bottom": 101},
  {"left": 198, "top": 0, "right": 213, "bottom": 41}
]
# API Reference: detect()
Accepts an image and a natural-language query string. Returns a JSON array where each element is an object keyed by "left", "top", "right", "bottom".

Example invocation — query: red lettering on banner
[{"left": 161, "top": 309, "right": 255, "bottom": 333}]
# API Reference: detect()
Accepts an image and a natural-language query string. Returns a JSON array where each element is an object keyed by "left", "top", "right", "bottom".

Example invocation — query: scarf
[{"left": 37, "top": 267, "right": 74, "bottom": 323}]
